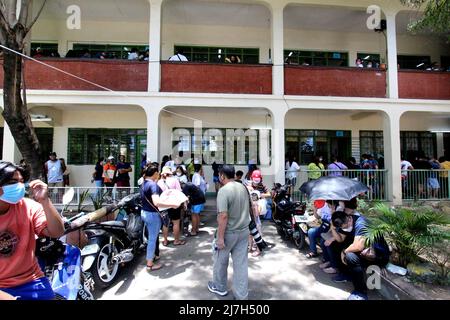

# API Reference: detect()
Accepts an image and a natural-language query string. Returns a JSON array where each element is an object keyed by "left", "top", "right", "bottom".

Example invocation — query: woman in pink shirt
[
  {"left": 0, "top": 161, "right": 65, "bottom": 300},
  {"left": 157, "top": 166, "right": 186, "bottom": 246}
]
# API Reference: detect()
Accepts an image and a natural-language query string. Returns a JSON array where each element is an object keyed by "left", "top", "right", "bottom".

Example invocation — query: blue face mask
[{"left": 0, "top": 183, "right": 26, "bottom": 204}]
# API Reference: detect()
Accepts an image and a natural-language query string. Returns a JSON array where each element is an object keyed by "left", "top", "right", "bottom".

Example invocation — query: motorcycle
[
  {"left": 69, "top": 193, "right": 146, "bottom": 290},
  {"left": 36, "top": 188, "right": 94, "bottom": 300},
  {"left": 271, "top": 183, "right": 309, "bottom": 250}
]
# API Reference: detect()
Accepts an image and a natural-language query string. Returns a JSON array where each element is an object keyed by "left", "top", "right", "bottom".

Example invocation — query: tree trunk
[{"left": 2, "top": 36, "right": 43, "bottom": 180}]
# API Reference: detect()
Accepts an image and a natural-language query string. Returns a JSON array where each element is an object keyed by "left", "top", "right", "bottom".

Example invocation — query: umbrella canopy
[{"left": 299, "top": 176, "right": 369, "bottom": 201}]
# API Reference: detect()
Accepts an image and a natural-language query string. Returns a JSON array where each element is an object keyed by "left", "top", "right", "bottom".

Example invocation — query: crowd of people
[{"left": 401, "top": 153, "right": 450, "bottom": 199}]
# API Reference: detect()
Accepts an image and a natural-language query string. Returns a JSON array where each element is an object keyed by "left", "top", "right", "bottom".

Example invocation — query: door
[{"left": 134, "top": 135, "right": 147, "bottom": 186}]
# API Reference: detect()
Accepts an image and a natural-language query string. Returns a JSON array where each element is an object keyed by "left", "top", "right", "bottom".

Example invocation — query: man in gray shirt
[{"left": 208, "top": 165, "right": 250, "bottom": 300}]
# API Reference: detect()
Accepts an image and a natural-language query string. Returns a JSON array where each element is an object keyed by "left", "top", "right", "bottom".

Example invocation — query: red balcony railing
[
  {"left": 399, "top": 70, "right": 450, "bottom": 100},
  {"left": 161, "top": 62, "right": 272, "bottom": 94},
  {"left": 0, "top": 59, "right": 148, "bottom": 91},
  {"left": 284, "top": 65, "right": 387, "bottom": 98}
]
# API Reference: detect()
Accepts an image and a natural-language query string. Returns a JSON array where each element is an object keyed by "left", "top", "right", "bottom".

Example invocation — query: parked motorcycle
[
  {"left": 271, "top": 183, "right": 308, "bottom": 250},
  {"left": 36, "top": 188, "right": 94, "bottom": 300},
  {"left": 69, "top": 193, "right": 145, "bottom": 290}
]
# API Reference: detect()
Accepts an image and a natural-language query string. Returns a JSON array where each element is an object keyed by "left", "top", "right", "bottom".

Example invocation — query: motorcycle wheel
[
  {"left": 91, "top": 243, "right": 120, "bottom": 289},
  {"left": 293, "top": 231, "right": 306, "bottom": 250}
]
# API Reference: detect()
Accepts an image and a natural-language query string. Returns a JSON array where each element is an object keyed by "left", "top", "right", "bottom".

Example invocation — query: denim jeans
[
  {"left": 141, "top": 210, "right": 162, "bottom": 261},
  {"left": 307, "top": 227, "right": 322, "bottom": 254}
]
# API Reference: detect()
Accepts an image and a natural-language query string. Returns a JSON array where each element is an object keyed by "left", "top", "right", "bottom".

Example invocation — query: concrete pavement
[{"left": 98, "top": 200, "right": 383, "bottom": 300}]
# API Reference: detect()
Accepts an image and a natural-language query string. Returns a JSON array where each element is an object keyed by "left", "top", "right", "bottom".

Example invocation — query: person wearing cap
[
  {"left": 0, "top": 161, "right": 65, "bottom": 300},
  {"left": 158, "top": 166, "right": 185, "bottom": 246},
  {"left": 103, "top": 156, "right": 117, "bottom": 189},
  {"left": 245, "top": 170, "right": 270, "bottom": 199}
]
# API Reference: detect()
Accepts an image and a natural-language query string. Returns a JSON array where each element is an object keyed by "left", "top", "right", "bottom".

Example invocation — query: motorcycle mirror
[{"left": 62, "top": 188, "right": 75, "bottom": 205}]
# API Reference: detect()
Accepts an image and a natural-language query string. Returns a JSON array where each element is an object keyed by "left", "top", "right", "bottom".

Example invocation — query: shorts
[
  {"left": 48, "top": 182, "right": 64, "bottom": 188},
  {"left": 213, "top": 176, "right": 220, "bottom": 183},
  {"left": 427, "top": 178, "right": 440, "bottom": 189},
  {"left": 191, "top": 204, "right": 204, "bottom": 214},
  {"left": 1, "top": 277, "right": 54, "bottom": 300},
  {"left": 168, "top": 207, "right": 182, "bottom": 221}
]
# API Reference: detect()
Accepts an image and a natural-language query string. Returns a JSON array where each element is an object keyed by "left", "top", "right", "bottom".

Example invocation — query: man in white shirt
[
  {"left": 169, "top": 50, "right": 188, "bottom": 62},
  {"left": 128, "top": 48, "right": 139, "bottom": 60}
]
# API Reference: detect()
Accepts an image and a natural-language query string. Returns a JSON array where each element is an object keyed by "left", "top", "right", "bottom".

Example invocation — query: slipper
[
  {"left": 173, "top": 240, "right": 186, "bottom": 246},
  {"left": 251, "top": 251, "right": 261, "bottom": 257},
  {"left": 146, "top": 263, "right": 163, "bottom": 272},
  {"left": 305, "top": 252, "right": 319, "bottom": 259},
  {"left": 163, "top": 240, "right": 169, "bottom": 246},
  {"left": 153, "top": 256, "right": 160, "bottom": 262},
  {"left": 189, "top": 232, "right": 198, "bottom": 237}
]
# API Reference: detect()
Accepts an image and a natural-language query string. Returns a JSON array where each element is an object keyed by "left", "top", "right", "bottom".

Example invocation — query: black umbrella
[{"left": 299, "top": 175, "right": 369, "bottom": 201}]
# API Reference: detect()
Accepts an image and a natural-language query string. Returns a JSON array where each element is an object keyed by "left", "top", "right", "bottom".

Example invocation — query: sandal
[
  {"left": 189, "top": 232, "right": 198, "bottom": 237},
  {"left": 146, "top": 263, "right": 163, "bottom": 272},
  {"left": 305, "top": 252, "right": 319, "bottom": 259},
  {"left": 251, "top": 251, "right": 261, "bottom": 257},
  {"left": 163, "top": 240, "right": 169, "bottom": 246},
  {"left": 153, "top": 256, "right": 160, "bottom": 262},
  {"left": 173, "top": 240, "right": 186, "bottom": 246}
]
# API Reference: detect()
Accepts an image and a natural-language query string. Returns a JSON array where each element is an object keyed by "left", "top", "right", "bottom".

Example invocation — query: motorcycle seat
[{"left": 100, "top": 221, "right": 126, "bottom": 227}]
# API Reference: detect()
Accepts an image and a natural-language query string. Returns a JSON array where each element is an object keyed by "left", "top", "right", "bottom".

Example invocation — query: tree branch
[
  {"left": 6, "top": 0, "right": 18, "bottom": 27},
  {"left": 25, "top": 0, "right": 47, "bottom": 35},
  {"left": 0, "top": 5, "right": 11, "bottom": 34},
  {"left": 18, "top": 0, "right": 30, "bottom": 27}
]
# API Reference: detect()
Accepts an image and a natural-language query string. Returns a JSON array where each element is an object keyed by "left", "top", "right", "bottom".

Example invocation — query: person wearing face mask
[
  {"left": 307, "top": 156, "right": 325, "bottom": 180},
  {"left": 175, "top": 165, "right": 188, "bottom": 184},
  {"left": 330, "top": 211, "right": 390, "bottom": 300},
  {"left": 0, "top": 161, "right": 65, "bottom": 300},
  {"left": 245, "top": 170, "right": 271, "bottom": 199}
]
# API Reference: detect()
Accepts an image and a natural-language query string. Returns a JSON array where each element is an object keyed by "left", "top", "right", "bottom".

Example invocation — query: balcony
[
  {"left": 284, "top": 65, "right": 387, "bottom": 98},
  {"left": 0, "top": 59, "right": 148, "bottom": 91},
  {"left": 399, "top": 70, "right": 450, "bottom": 100},
  {"left": 160, "top": 62, "right": 272, "bottom": 94}
]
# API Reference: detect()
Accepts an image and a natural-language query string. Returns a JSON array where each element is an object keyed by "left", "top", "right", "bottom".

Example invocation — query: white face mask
[
  {"left": 341, "top": 226, "right": 353, "bottom": 232},
  {"left": 176, "top": 172, "right": 182, "bottom": 177}
]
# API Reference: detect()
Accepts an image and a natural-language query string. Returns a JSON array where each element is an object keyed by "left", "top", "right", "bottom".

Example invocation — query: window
[
  {"left": 71, "top": 43, "right": 148, "bottom": 59},
  {"left": 284, "top": 50, "right": 348, "bottom": 67},
  {"left": 441, "top": 56, "right": 450, "bottom": 71},
  {"left": 401, "top": 131, "right": 436, "bottom": 159},
  {"left": 357, "top": 53, "right": 381, "bottom": 67},
  {"left": 31, "top": 42, "right": 59, "bottom": 57},
  {"left": 360, "top": 131, "right": 384, "bottom": 158},
  {"left": 35, "top": 128, "right": 54, "bottom": 165},
  {"left": 171, "top": 128, "right": 267, "bottom": 165},
  {"left": 397, "top": 55, "right": 431, "bottom": 70},
  {"left": 285, "top": 130, "right": 351, "bottom": 165},
  {"left": 68, "top": 129, "right": 147, "bottom": 165},
  {"left": 174, "top": 46, "right": 259, "bottom": 64}
]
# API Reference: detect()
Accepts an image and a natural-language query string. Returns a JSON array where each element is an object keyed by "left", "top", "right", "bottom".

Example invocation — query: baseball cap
[
  {"left": 107, "top": 156, "right": 115, "bottom": 160},
  {"left": 161, "top": 166, "right": 173, "bottom": 175}
]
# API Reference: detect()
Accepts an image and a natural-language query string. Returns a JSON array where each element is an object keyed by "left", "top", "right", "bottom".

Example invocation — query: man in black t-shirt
[
  {"left": 181, "top": 182, "right": 206, "bottom": 236},
  {"left": 412, "top": 155, "right": 432, "bottom": 199},
  {"left": 330, "top": 211, "right": 390, "bottom": 300}
]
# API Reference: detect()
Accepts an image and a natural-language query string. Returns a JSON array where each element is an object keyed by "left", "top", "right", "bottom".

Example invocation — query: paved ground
[{"left": 98, "top": 200, "right": 383, "bottom": 300}]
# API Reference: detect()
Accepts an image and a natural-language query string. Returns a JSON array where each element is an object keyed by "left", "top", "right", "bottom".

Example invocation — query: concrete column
[
  {"left": 2, "top": 123, "right": 19, "bottom": 163},
  {"left": 386, "top": 12, "right": 399, "bottom": 99},
  {"left": 53, "top": 127, "right": 68, "bottom": 160},
  {"left": 148, "top": 0, "right": 163, "bottom": 92},
  {"left": 349, "top": 51, "right": 358, "bottom": 67},
  {"left": 383, "top": 111, "right": 402, "bottom": 205},
  {"left": 436, "top": 133, "right": 444, "bottom": 158},
  {"left": 146, "top": 106, "right": 161, "bottom": 163},
  {"left": 271, "top": 6, "right": 284, "bottom": 96},
  {"left": 272, "top": 110, "right": 286, "bottom": 184}
]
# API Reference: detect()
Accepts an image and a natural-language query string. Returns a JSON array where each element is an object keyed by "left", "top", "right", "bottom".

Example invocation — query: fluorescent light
[
  {"left": 416, "top": 63, "right": 425, "bottom": 68},
  {"left": 32, "top": 118, "right": 53, "bottom": 122},
  {"left": 363, "top": 55, "right": 370, "bottom": 60},
  {"left": 431, "top": 130, "right": 450, "bottom": 133},
  {"left": 288, "top": 51, "right": 293, "bottom": 57}
]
